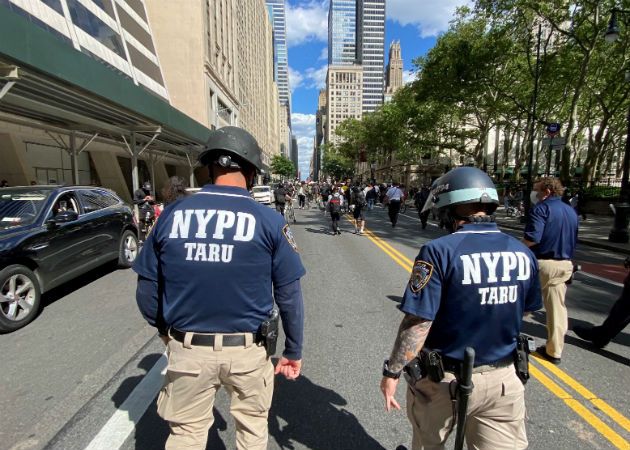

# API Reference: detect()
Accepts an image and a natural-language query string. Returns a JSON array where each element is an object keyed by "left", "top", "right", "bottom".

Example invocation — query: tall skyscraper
[
  {"left": 325, "top": 0, "right": 385, "bottom": 143},
  {"left": 357, "top": 0, "right": 385, "bottom": 112},
  {"left": 266, "top": 0, "right": 290, "bottom": 108},
  {"left": 328, "top": 0, "right": 357, "bottom": 65},
  {"left": 384, "top": 40, "right": 403, "bottom": 103}
]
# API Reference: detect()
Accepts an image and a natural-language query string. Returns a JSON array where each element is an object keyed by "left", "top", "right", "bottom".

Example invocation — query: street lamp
[{"left": 605, "top": 8, "right": 630, "bottom": 243}]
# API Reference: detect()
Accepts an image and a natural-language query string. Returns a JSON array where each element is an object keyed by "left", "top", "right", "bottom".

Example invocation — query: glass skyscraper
[
  {"left": 328, "top": 0, "right": 357, "bottom": 65},
  {"left": 328, "top": 0, "right": 384, "bottom": 113},
  {"left": 266, "top": 0, "right": 291, "bottom": 109}
]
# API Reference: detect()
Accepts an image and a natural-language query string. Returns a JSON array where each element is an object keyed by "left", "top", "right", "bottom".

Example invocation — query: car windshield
[
  {"left": 252, "top": 187, "right": 270, "bottom": 192},
  {"left": 0, "top": 189, "right": 52, "bottom": 229}
]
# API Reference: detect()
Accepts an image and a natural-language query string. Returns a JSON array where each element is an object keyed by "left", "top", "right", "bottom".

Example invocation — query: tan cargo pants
[
  {"left": 538, "top": 259, "right": 574, "bottom": 358},
  {"left": 158, "top": 332, "right": 274, "bottom": 450},
  {"left": 406, "top": 365, "right": 527, "bottom": 450}
]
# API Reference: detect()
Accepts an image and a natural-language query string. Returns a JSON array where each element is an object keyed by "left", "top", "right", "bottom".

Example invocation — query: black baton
[{"left": 454, "top": 347, "right": 475, "bottom": 450}]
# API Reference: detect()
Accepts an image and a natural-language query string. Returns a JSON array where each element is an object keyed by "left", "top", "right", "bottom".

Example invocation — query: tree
[{"left": 270, "top": 154, "right": 294, "bottom": 179}]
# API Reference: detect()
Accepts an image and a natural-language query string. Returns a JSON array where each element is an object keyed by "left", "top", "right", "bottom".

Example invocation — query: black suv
[{"left": 0, "top": 185, "right": 138, "bottom": 332}]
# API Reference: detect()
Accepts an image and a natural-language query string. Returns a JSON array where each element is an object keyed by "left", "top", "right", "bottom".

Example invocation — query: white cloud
[
  {"left": 403, "top": 69, "right": 418, "bottom": 84},
  {"left": 291, "top": 113, "right": 317, "bottom": 179},
  {"left": 304, "top": 65, "right": 327, "bottom": 89},
  {"left": 288, "top": 66, "right": 305, "bottom": 92},
  {"left": 318, "top": 46, "right": 328, "bottom": 61},
  {"left": 387, "top": 0, "right": 474, "bottom": 38},
  {"left": 286, "top": 1, "right": 329, "bottom": 47}
]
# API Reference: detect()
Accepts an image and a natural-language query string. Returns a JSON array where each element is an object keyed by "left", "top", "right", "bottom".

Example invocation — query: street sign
[
  {"left": 542, "top": 136, "right": 566, "bottom": 146},
  {"left": 546, "top": 123, "right": 561, "bottom": 136}
]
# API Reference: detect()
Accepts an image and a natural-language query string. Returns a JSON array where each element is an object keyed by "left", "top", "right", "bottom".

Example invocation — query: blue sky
[{"left": 285, "top": 0, "right": 473, "bottom": 179}]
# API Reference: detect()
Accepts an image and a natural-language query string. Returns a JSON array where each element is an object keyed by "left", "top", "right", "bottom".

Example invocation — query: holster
[
  {"left": 405, "top": 348, "right": 445, "bottom": 383},
  {"left": 513, "top": 334, "right": 534, "bottom": 384},
  {"left": 256, "top": 309, "right": 279, "bottom": 357}
]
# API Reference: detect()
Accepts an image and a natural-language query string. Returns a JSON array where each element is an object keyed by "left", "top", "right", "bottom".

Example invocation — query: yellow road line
[
  {"left": 532, "top": 354, "right": 630, "bottom": 433},
  {"left": 342, "top": 214, "right": 414, "bottom": 269},
  {"left": 529, "top": 365, "right": 630, "bottom": 449},
  {"left": 352, "top": 216, "right": 630, "bottom": 445}
]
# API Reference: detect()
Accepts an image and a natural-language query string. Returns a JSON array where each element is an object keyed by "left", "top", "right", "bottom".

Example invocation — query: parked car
[
  {"left": 251, "top": 185, "right": 273, "bottom": 204},
  {"left": 0, "top": 185, "right": 138, "bottom": 332}
]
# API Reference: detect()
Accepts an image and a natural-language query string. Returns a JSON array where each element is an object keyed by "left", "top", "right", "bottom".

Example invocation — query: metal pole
[{"left": 523, "top": 24, "right": 542, "bottom": 221}]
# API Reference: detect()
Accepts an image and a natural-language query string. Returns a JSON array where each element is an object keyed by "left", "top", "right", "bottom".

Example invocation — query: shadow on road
[
  {"left": 269, "top": 372, "right": 386, "bottom": 450},
  {"left": 40, "top": 262, "right": 120, "bottom": 308}
]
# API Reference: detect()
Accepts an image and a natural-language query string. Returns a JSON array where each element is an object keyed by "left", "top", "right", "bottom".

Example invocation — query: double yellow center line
[{"left": 350, "top": 217, "right": 630, "bottom": 449}]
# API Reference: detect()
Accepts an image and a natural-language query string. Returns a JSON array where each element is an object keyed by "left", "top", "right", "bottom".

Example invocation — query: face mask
[{"left": 530, "top": 190, "right": 539, "bottom": 205}]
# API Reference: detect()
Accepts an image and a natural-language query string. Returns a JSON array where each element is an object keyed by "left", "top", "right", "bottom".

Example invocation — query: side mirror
[{"left": 52, "top": 210, "right": 78, "bottom": 223}]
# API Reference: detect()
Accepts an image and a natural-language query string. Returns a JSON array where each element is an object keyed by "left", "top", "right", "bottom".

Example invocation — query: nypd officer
[
  {"left": 380, "top": 167, "right": 542, "bottom": 450},
  {"left": 133, "top": 126, "right": 305, "bottom": 450}
]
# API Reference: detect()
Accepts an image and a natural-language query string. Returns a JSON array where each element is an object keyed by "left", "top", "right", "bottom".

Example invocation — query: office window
[{"left": 67, "top": 0, "right": 125, "bottom": 57}]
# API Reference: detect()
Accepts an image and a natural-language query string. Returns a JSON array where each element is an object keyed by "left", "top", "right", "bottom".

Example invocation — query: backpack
[
  {"left": 356, "top": 191, "right": 367, "bottom": 207},
  {"left": 329, "top": 194, "right": 342, "bottom": 214}
]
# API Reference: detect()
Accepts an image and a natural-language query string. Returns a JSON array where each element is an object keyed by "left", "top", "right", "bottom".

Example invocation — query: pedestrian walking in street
[
  {"left": 522, "top": 176, "right": 578, "bottom": 364},
  {"left": 384, "top": 181, "right": 404, "bottom": 228},
  {"left": 297, "top": 182, "right": 306, "bottom": 209},
  {"left": 274, "top": 183, "right": 291, "bottom": 216},
  {"left": 351, "top": 185, "right": 366, "bottom": 234},
  {"left": 381, "top": 167, "right": 541, "bottom": 450},
  {"left": 573, "top": 262, "right": 630, "bottom": 348},
  {"left": 133, "top": 180, "right": 156, "bottom": 242},
  {"left": 133, "top": 126, "right": 305, "bottom": 450},
  {"left": 365, "top": 183, "right": 377, "bottom": 210},
  {"left": 327, "top": 186, "right": 343, "bottom": 234},
  {"left": 160, "top": 175, "right": 188, "bottom": 206},
  {"left": 414, "top": 184, "right": 430, "bottom": 229}
]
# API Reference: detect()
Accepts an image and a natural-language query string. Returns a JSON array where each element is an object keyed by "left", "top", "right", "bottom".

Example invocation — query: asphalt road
[{"left": 2, "top": 202, "right": 628, "bottom": 450}]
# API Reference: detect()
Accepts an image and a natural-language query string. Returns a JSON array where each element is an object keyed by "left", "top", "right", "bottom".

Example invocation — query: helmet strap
[{"left": 442, "top": 207, "right": 495, "bottom": 233}]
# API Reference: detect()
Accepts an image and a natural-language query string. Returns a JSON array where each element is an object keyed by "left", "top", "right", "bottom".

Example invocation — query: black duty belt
[
  {"left": 170, "top": 328, "right": 254, "bottom": 347},
  {"left": 442, "top": 354, "right": 513, "bottom": 374}
]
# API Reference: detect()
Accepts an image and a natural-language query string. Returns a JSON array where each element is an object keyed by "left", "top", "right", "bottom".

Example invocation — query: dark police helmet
[
  {"left": 421, "top": 167, "right": 499, "bottom": 214},
  {"left": 199, "top": 126, "right": 263, "bottom": 174},
  {"left": 142, "top": 181, "right": 152, "bottom": 191}
]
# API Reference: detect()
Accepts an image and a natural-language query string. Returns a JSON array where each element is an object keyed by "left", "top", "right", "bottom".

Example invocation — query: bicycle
[
  {"left": 400, "top": 199, "right": 407, "bottom": 214},
  {"left": 285, "top": 200, "right": 296, "bottom": 224}
]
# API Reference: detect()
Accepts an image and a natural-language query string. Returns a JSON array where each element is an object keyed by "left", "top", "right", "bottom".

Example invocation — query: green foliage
[
  {"left": 270, "top": 154, "right": 294, "bottom": 179},
  {"left": 327, "top": 0, "right": 629, "bottom": 185},
  {"left": 322, "top": 149, "right": 353, "bottom": 181}
]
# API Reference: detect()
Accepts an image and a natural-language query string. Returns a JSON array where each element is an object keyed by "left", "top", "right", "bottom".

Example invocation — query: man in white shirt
[{"left": 385, "top": 182, "right": 404, "bottom": 228}]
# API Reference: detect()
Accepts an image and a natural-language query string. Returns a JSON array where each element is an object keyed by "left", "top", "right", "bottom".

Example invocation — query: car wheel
[
  {"left": 118, "top": 230, "right": 139, "bottom": 268},
  {"left": 0, "top": 265, "right": 41, "bottom": 332}
]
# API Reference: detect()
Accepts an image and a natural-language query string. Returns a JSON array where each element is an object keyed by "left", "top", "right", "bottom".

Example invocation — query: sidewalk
[{"left": 493, "top": 206, "right": 628, "bottom": 255}]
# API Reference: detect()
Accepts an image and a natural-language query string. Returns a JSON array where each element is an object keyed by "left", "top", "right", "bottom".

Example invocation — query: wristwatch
[{"left": 382, "top": 360, "right": 402, "bottom": 379}]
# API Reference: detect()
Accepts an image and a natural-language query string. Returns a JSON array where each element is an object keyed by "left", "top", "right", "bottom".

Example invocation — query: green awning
[
  {"left": 520, "top": 167, "right": 543, "bottom": 175},
  {"left": 496, "top": 168, "right": 514, "bottom": 174},
  {"left": 573, "top": 167, "right": 583, "bottom": 175},
  {"left": 0, "top": 5, "right": 211, "bottom": 155}
]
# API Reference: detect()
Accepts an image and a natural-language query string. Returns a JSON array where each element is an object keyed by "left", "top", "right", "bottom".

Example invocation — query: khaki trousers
[
  {"left": 158, "top": 332, "right": 274, "bottom": 450},
  {"left": 538, "top": 259, "right": 574, "bottom": 358},
  {"left": 406, "top": 366, "right": 527, "bottom": 450}
]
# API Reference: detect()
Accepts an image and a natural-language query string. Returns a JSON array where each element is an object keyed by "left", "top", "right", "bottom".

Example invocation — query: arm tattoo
[{"left": 388, "top": 314, "right": 433, "bottom": 373}]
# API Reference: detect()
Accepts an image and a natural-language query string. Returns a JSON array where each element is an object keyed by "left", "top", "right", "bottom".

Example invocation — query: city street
[{"left": 2, "top": 203, "right": 629, "bottom": 450}]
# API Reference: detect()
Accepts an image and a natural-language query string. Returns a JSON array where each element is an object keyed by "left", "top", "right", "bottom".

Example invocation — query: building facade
[
  {"left": 0, "top": 0, "right": 199, "bottom": 202},
  {"left": 266, "top": 0, "right": 292, "bottom": 158},
  {"left": 325, "top": 65, "right": 362, "bottom": 145},
  {"left": 384, "top": 40, "right": 403, "bottom": 103},
  {"left": 146, "top": 0, "right": 280, "bottom": 173},
  {"left": 357, "top": 0, "right": 385, "bottom": 112}
]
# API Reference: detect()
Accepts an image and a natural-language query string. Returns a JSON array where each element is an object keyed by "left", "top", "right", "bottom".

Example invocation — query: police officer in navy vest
[
  {"left": 380, "top": 167, "right": 542, "bottom": 450},
  {"left": 133, "top": 126, "right": 305, "bottom": 450}
]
